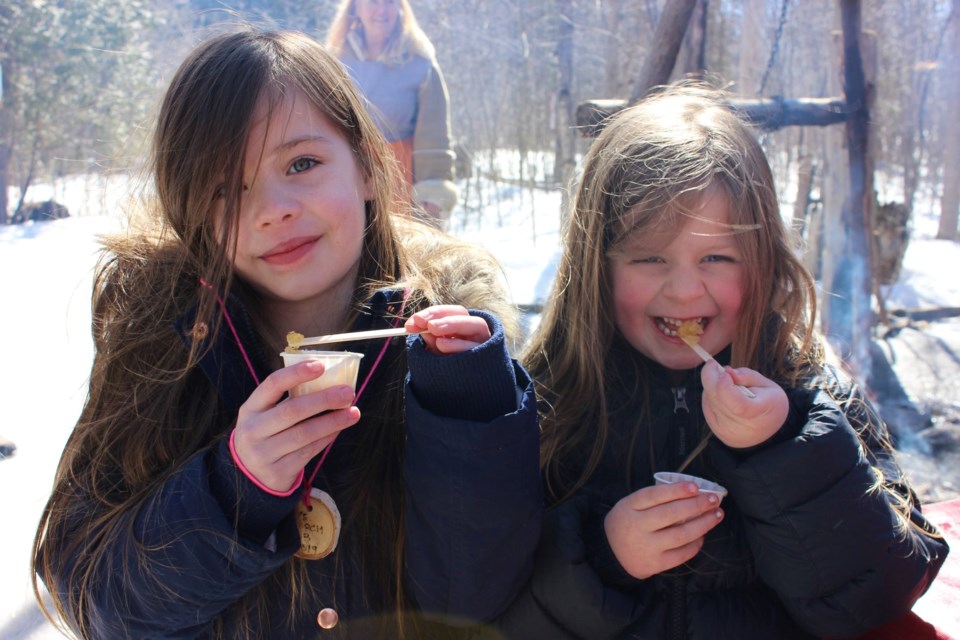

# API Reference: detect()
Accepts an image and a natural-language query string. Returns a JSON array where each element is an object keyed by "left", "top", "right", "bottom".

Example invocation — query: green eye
[{"left": 291, "top": 158, "right": 317, "bottom": 174}]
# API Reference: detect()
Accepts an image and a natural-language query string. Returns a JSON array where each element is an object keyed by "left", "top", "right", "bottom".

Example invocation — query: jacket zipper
[
  {"left": 669, "top": 575, "right": 687, "bottom": 640},
  {"left": 672, "top": 386, "right": 689, "bottom": 413},
  {"left": 672, "top": 387, "right": 689, "bottom": 462},
  {"left": 670, "top": 386, "right": 689, "bottom": 640}
]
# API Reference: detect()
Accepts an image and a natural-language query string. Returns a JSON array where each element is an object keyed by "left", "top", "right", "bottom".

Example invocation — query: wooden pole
[
  {"left": 577, "top": 96, "right": 848, "bottom": 137},
  {"left": 628, "top": 0, "right": 699, "bottom": 105},
  {"left": 824, "top": 0, "right": 874, "bottom": 382}
]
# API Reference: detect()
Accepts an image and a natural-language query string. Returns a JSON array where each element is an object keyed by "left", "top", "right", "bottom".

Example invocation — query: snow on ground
[{"left": 0, "top": 171, "right": 957, "bottom": 638}]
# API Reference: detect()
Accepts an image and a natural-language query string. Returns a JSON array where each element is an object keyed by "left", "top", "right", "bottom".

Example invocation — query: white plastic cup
[
  {"left": 654, "top": 471, "right": 728, "bottom": 504},
  {"left": 279, "top": 350, "right": 364, "bottom": 398}
]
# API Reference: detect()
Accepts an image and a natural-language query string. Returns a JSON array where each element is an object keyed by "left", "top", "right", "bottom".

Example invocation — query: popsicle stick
[
  {"left": 294, "top": 326, "right": 422, "bottom": 347},
  {"left": 683, "top": 339, "right": 714, "bottom": 365},
  {"left": 681, "top": 337, "right": 757, "bottom": 398}
]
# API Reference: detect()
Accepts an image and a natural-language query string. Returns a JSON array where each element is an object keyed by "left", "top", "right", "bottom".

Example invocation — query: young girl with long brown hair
[
  {"left": 497, "top": 83, "right": 948, "bottom": 640},
  {"left": 32, "top": 28, "right": 541, "bottom": 639}
]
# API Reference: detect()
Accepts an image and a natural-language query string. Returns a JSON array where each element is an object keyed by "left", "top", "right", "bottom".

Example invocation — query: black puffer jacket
[
  {"left": 495, "top": 345, "right": 948, "bottom": 640},
  {"left": 41, "top": 290, "right": 543, "bottom": 639}
]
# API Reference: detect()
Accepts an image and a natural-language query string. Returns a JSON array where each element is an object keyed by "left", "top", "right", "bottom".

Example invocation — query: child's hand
[
  {"left": 700, "top": 362, "right": 789, "bottom": 449},
  {"left": 232, "top": 360, "right": 361, "bottom": 493},
  {"left": 404, "top": 305, "right": 491, "bottom": 355},
  {"left": 604, "top": 482, "right": 724, "bottom": 580}
]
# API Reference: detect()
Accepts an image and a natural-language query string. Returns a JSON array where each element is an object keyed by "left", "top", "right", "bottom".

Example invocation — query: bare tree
[
  {"left": 738, "top": 0, "right": 766, "bottom": 95},
  {"left": 938, "top": 0, "right": 959, "bottom": 239},
  {"left": 553, "top": 0, "right": 578, "bottom": 214}
]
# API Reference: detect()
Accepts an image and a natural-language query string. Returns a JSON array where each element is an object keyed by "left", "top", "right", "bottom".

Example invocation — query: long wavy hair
[
  {"left": 325, "top": 0, "right": 435, "bottom": 64},
  {"left": 524, "top": 83, "right": 825, "bottom": 503},
  {"left": 31, "top": 28, "right": 515, "bottom": 639}
]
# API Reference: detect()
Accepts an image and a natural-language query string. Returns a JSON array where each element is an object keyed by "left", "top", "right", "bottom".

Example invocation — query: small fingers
[
  {"left": 725, "top": 366, "right": 771, "bottom": 388},
  {"left": 233, "top": 383, "right": 357, "bottom": 477},
  {"left": 405, "top": 305, "right": 471, "bottom": 333},
  {"left": 621, "top": 481, "right": 699, "bottom": 511},
  {"left": 657, "top": 537, "right": 707, "bottom": 572},
  {"left": 650, "top": 505, "right": 724, "bottom": 560},
  {"left": 244, "top": 383, "right": 356, "bottom": 440},
  {"left": 423, "top": 316, "right": 491, "bottom": 350},
  {"left": 656, "top": 494, "right": 723, "bottom": 531},
  {"left": 274, "top": 406, "right": 362, "bottom": 469},
  {"left": 408, "top": 306, "right": 491, "bottom": 355},
  {"left": 245, "top": 360, "right": 327, "bottom": 413},
  {"left": 280, "top": 385, "right": 357, "bottom": 423},
  {"left": 424, "top": 314, "right": 489, "bottom": 340},
  {"left": 429, "top": 336, "right": 485, "bottom": 354},
  {"left": 619, "top": 484, "right": 721, "bottom": 530}
]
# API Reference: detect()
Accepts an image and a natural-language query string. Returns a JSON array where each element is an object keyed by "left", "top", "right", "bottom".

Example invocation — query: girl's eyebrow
[
  {"left": 274, "top": 135, "right": 332, "bottom": 154},
  {"left": 607, "top": 238, "right": 659, "bottom": 258}
]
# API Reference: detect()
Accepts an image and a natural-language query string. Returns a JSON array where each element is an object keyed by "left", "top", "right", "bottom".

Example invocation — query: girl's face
[
  {"left": 220, "top": 86, "right": 370, "bottom": 323},
  {"left": 608, "top": 186, "right": 746, "bottom": 371},
  {"left": 355, "top": 0, "right": 400, "bottom": 46}
]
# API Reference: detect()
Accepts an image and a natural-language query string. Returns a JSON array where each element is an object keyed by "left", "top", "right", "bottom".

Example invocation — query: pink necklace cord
[
  {"left": 199, "top": 279, "right": 261, "bottom": 386},
  {"left": 199, "top": 279, "right": 409, "bottom": 504},
  {"left": 301, "top": 292, "right": 409, "bottom": 505}
]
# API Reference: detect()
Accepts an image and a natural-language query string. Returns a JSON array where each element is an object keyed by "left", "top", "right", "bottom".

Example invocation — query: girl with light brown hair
[{"left": 497, "top": 83, "right": 948, "bottom": 640}]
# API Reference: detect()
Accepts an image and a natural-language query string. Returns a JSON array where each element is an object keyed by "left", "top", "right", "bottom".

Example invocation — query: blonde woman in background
[{"left": 327, "top": 0, "right": 458, "bottom": 228}]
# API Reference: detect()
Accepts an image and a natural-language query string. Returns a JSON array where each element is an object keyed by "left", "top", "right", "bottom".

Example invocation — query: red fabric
[
  {"left": 830, "top": 498, "right": 960, "bottom": 640},
  {"left": 846, "top": 611, "right": 947, "bottom": 640},
  {"left": 388, "top": 138, "right": 414, "bottom": 188},
  {"left": 386, "top": 137, "right": 415, "bottom": 214}
]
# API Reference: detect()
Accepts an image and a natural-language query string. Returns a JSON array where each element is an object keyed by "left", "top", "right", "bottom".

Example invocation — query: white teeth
[{"left": 657, "top": 317, "right": 703, "bottom": 337}]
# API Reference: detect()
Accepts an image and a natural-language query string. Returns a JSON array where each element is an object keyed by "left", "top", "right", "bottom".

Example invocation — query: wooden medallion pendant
[{"left": 294, "top": 488, "right": 341, "bottom": 560}]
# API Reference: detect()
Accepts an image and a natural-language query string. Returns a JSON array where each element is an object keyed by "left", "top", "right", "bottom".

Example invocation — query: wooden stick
[
  {"left": 293, "top": 327, "right": 422, "bottom": 347},
  {"left": 681, "top": 337, "right": 757, "bottom": 398}
]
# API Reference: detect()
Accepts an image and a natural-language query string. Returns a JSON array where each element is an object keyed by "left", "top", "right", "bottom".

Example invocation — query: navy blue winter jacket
[
  {"left": 42, "top": 290, "right": 542, "bottom": 639},
  {"left": 495, "top": 340, "right": 948, "bottom": 640}
]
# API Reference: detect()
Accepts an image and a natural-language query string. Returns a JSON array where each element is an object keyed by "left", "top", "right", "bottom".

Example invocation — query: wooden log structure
[
  {"left": 628, "top": 0, "right": 700, "bottom": 104},
  {"left": 824, "top": 0, "right": 876, "bottom": 378},
  {"left": 576, "top": 96, "right": 849, "bottom": 137}
]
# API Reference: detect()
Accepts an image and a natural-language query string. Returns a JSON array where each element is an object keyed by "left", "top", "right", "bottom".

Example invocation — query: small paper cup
[
  {"left": 279, "top": 350, "right": 364, "bottom": 398},
  {"left": 654, "top": 471, "right": 728, "bottom": 504}
]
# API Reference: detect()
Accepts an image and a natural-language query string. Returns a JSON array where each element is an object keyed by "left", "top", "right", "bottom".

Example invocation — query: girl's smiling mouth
[{"left": 261, "top": 236, "right": 320, "bottom": 265}]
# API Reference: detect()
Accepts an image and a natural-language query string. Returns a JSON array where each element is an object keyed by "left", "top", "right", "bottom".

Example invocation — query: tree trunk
[
  {"left": 603, "top": 0, "right": 622, "bottom": 97},
  {"left": 804, "top": 202, "right": 824, "bottom": 280},
  {"left": 0, "top": 138, "right": 9, "bottom": 225},
  {"left": 819, "top": 35, "right": 848, "bottom": 355},
  {"left": 938, "top": 0, "right": 960, "bottom": 240},
  {"left": 0, "top": 59, "right": 10, "bottom": 225},
  {"left": 738, "top": 0, "right": 766, "bottom": 95},
  {"left": 553, "top": 0, "right": 577, "bottom": 224},
  {"left": 628, "top": 0, "right": 699, "bottom": 104},
  {"left": 822, "top": 0, "right": 875, "bottom": 384},
  {"left": 678, "top": 0, "right": 708, "bottom": 76},
  {"left": 792, "top": 139, "right": 815, "bottom": 239}
]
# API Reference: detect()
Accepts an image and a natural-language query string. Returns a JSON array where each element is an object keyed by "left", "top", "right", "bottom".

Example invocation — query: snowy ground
[{"left": 1, "top": 172, "right": 957, "bottom": 638}]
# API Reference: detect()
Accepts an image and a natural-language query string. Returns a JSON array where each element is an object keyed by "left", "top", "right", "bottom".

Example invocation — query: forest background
[
  {"left": 1, "top": 1, "right": 958, "bottom": 473},
  {"left": 3, "top": 0, "right": 957, "bottom": 243}
]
